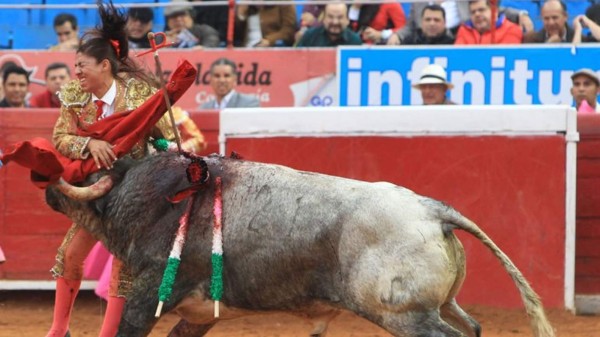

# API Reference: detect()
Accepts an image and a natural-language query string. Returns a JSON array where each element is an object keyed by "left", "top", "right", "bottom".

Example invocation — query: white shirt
[
  {"left": 246, "top": 14, "right": 263, "bottom": 47},
  {"left": 440, "top": 1, "right": 461, "bottom": 30},
  {"left": 214, "top": 90, "right": 236, "bottom": 110},
  {"left": 348, "top": 6, "right": 360, "bottom": 23},
  {"left": 91, "top": 80, "right": 117, "bottom": 119}
]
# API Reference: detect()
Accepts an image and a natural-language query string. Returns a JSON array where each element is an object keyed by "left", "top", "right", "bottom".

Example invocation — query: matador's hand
[{"left": 87, "top": 139, "right": 117, "bottom": 170}]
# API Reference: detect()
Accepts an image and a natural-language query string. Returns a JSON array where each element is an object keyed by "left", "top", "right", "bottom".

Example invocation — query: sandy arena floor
[{"left": 0, "top": 290, "right": 599, "bottom": 336}]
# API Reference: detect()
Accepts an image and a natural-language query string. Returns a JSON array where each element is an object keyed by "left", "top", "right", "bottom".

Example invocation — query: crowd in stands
[
  {"left": 1, "top": 0, "right": 600, "bottom": 49},
  {"left": 1, "top": 0, "right": 599, "bottom": 111}
]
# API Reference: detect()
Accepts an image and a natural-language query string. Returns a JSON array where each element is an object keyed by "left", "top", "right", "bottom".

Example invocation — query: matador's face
[{"left": 74, "top": 53, "right": 111, "bottom": 97}]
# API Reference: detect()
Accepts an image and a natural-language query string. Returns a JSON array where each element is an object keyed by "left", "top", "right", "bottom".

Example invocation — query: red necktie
[{"left": 95, "top": 100, "right": 105, "bottom": 120}]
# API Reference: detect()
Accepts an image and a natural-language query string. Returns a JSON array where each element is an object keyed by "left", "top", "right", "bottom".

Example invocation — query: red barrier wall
[
  {"left": 576, "top": 115, "right": 600, "bottom": 294},
  {"left": 0, "top": 109, "right": 67, "bottom": 279},
  {"left": 3, "top": 109, "right": 600, "bottom": 308}
]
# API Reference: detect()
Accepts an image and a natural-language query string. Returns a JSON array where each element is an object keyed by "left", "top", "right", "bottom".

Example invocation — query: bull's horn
[{"left": 56, "top": 176, "right": 114, "bottom": 201}]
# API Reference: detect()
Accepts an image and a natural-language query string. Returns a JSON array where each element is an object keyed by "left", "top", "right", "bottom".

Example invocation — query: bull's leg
[
  {"left": 440, "top": 299, "right": 481, "bottom": 337},
  {"left": 307, "top": 313, "right": 337, "bottom": 337},
  {"left": 293, "top": 306, "right": 340, "bottom": 337},
  {"left": 116, "top": 271, "right": 163, "bottom": 337},
  {"left": 167, "top": 320, "right": 215, "bottom": 337},
  {"left": 374, "top": 310, "right": 466, "bottom": 337},
  {"left": 116, "top": 300, "right": 159, "bottom": 337}
]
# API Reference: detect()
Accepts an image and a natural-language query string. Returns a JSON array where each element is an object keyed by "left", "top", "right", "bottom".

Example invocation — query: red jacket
[
  {"left": 368, "top": 3, "right": 406, "bottom": 32},
  {"left": 30, "top": 90, "right": 61, "bottom": 108},
  {"left": 455, "top": 15, "right": 522, "bottom": 45},
  {"left": 350, "top": 2, "right": 406, "bottom": 43}
]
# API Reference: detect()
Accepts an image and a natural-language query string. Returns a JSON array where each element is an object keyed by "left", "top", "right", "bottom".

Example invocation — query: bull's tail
[{"left": 436, "top": 202, "right": 555, "bottom": 337}]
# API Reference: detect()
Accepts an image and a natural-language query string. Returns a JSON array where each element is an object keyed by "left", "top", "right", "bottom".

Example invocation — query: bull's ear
[{"left": 112, "top": 157, "right": 136, "bottom": 180}]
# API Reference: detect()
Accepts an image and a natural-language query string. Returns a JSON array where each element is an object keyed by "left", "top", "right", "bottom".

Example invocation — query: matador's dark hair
[{"left": 78, "top": 1, "right": 157, "bottom": 86}]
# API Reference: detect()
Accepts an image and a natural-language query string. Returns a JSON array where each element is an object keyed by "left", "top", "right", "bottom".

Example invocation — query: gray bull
[{"left": 46, "top": 152, "right": 554, "bottom": 337}]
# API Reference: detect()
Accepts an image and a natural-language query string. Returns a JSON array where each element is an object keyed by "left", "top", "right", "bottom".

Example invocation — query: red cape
[{"left": 0, "top": 59, "right": 197, "bottom": 188}]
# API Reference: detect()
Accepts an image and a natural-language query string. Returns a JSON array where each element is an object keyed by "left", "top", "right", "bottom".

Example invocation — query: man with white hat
[
  {"left": 412, "top": 64, "right": 455, "bottom": 105},
  {"left": 571, "top": 68, "right": 600, "bottom": 113}
]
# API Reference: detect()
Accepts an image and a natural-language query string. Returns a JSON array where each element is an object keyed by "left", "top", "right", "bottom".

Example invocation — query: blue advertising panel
[{"left": 337, "top": 45, "right": 600, "bottom": 106}]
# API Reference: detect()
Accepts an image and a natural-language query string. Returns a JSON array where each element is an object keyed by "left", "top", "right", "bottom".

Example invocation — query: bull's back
[
  {"left": 219, "top": 160, "right": 440, "bottom": 246},
  {"left": 205, "top": 160, "right": 455, "bottom": 309}
]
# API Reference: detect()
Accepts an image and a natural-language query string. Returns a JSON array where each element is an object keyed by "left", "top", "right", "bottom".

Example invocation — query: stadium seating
[
  {"left": 154, "top": 0, "right": 168, "bottom": 27},
  {"left": 566, "top": 0, "right": 592, "bottom": 20},
  {"left": 40, "top": 0, "right": 93, "bottom": 26},
  {"left": 0, "top": 0, "right": 176, "bottom": 49},
  {"left": 295, "top": 2, "right": 304, "bottom": 25},
  {"left": 401, "top": 2, "right": 412, "bottom": 20},
  {"left": 0, "top": 0, "right": 43, "bottom": 26},
  {"left": 0, "top": 24, "right": 56, "bottom": 49},
  {"left": 502, "top": 0, "right": 541, "bottom": 24},
  {"left": 0, "top": 24, "right": 13, "bottom": 49}
]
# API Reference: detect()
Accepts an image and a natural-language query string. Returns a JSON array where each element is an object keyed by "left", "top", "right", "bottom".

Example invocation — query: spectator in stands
[
  {"left": 192, "top": 0, "right": 229, "bottom": 45},
  {"left": 295, "top": 4, "right": 326, "bottom": 42},
  {"left": 0, "top": 65, "right": 29, "bottom": 108},
  {"left": 30, "top": 63, "right": 71, "bottom": 108},
  {"left": 572, "top": 7, "right": 600, "bottom": 43},
  {"left": 300, "top": 4, "right": 326, "bottom": 29},
  {"left": 234, "top": 3, "right": 297, "bottom": 47},
  {"left": 412, "top": 64, "right": 456, "bottom": 105},
  {"left": 296, "top": 3, "right": 362, "bottom": 47},
  {"left": 388, "top": 4, "right": 455, "bottom": 45},
  {"left": 0, "top": 60, "right": 18, "bottom": 102},
  {"left": 585, "top": 3, "right": 600, "bottom": 30},
  {"left": 524, "top": 0, "right": 578, "bottom": 43},
  {"left": 455, "top": 0, "right": 523, "bottom": 44},
  {"left": 402, "top": 0, "right": 533, "bottom": 36},
  {"left": 164, "top": 3, "right": 220, "bottom": 48},
  {"left": 586, "top": 3, "right": 600, "bottom": 23},
  {"left": 348, "top": 1, "right": 406, "bottom": 44},
  {"left": 570, "top": 68, "right": 600, "bottom": 113},
  {"left": 201, "top": 58, "right": 260, "bottom": 109},
  {"left": 49, "top": 13, "right": 80, "bottom": 52},
  {"left": 127, "top": 7, "right": 154, "bottom": 49}
]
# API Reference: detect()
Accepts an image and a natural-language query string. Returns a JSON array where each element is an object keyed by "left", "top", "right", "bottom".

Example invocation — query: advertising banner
[
  {"left": 337, "top": 45, "right": 600, "bottom": 106},
  {"left": 0, "top": 49, "right": 336, "bottom": 110}
]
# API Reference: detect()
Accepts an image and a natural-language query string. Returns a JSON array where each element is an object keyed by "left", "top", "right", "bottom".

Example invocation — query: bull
[{"left": 46, "top": 152, "right": 555, "bottom": 337}]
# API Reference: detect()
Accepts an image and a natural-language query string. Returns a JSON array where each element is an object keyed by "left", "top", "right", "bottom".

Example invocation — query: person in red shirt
[
  {"left": 348, "top": 1, "right": 406, "bottom": 44},
  {"left": 455, "top": 0, "right": 523, "bottom": 44},
  {"left": 30, "top": 62, "right": 71, "bottom": 108}
]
